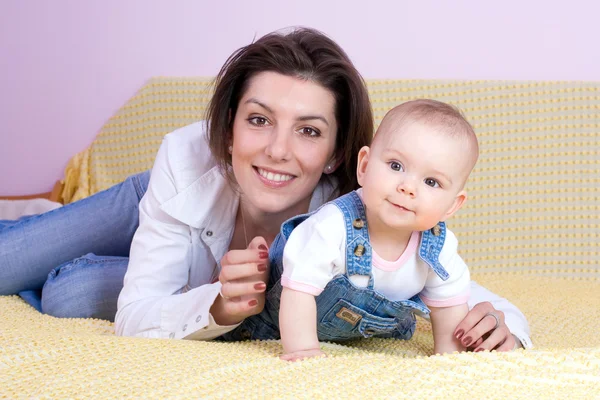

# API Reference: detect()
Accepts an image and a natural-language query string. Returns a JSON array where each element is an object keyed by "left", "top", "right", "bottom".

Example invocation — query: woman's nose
[{"left": 265, "top": 127, "right": 291, "bottom": 162}]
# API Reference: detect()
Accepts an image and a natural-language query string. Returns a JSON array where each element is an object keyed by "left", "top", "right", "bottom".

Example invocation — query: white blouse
[{"left": 115, "top": 122, "right": 335, "bottom": 340}]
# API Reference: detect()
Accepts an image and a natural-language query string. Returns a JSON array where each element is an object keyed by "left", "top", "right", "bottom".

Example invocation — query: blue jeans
[{"left": 0, "top": 171, "right": 150, "bottom": 321}]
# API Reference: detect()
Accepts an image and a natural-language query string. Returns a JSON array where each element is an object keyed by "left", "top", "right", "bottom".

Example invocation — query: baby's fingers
[{"left": 280, "top": 349, "right": 325, "bottom": 362}]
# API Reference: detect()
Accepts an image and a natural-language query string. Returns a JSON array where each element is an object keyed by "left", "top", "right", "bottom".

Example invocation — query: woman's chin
[{"left": 248, "top": 191, "right": 309, "bottom": 217}]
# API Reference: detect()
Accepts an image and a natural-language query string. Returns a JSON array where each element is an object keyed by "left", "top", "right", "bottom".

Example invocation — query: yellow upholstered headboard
[{"left": 62, "top": 78, "right": 600, "bottom": 279}]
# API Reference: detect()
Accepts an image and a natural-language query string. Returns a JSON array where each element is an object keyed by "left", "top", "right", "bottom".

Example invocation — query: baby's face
[{"left": 358, "top": 121, "right": 474, "bottom": 232}]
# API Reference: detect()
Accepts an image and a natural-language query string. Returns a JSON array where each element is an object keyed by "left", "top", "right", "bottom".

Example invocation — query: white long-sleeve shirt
[
  {"left": 115, "top": 122, "right": 532, "bottom": 348},
  {"left": 115, "top": 122, "right": 334, "bottom": 340}
]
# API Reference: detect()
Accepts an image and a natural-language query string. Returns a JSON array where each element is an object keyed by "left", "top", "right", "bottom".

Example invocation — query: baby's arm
[
  {"left": 277, "top": 204, "right": 345, "bottom": 361},
  {"left": 422, "top": 229, "right": 471, "bottom": 354},
  {"left": 279, "top": 288, "right": 324, "bottom": 361},
  {"left": 429, "top": 303, "right": 469, "bottom": 354}
]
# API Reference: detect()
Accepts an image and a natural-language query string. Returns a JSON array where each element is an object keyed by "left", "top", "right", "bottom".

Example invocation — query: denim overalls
[{"left": 220, "top": 191, "right": 451, "bottom": 342}]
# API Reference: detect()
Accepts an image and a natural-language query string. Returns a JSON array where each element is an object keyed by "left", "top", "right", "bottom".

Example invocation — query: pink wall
[{"left": 1, "top": 0, "right": 598, "bottom": 195}]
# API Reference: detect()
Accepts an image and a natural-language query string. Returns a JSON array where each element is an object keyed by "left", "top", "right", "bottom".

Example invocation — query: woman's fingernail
[
  {"left": 248, "top": 299, "right": 258, "bottom": 307},
  {"left": 259, "top": 251, "right": 269, "bottom": 259},
  {"left": 258, "top": 244, "right": 268, "bottom": 251},
  {"left": 455, "top": 330, "right": 464, "bottom": 340},
  {"left": 463, "top": 337, "right": 472, "bottom": 347},
  {"left": 474, "top": 348, "right": 484, "bottom": 352},
  {"left": 257, "top": 264, "right": 267, "bottom": 272},
  {"left": 254, "top": 282, "right": 266, "bottom": 290}
]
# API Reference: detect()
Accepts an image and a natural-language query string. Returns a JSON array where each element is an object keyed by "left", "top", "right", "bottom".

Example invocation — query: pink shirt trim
[
  {"left": 281, "top": 276, "right": 323, "bottom": 296},
  {"left": 420, "top": 289, "right": 471, "bottom": 308},
  {"left": 372, "top": 231, "right": 420, "bottom": 272}
]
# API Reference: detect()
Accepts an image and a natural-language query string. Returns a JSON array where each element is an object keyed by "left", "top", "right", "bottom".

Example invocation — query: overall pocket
[{"left": 317, "top": 299, "right": 400, "bottom": 341}]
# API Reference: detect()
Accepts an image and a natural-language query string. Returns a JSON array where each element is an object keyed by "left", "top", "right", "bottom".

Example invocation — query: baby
[{"left": 277, "top": 99, "right": 480, "bottom": 361}]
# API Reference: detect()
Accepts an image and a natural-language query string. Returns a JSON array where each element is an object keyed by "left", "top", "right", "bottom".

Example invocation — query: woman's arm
[
  {"left": 115, "top": 204, "right": 234, "bottom": 340},
  {"left": 114, "top": 134, "right": 229, "bottom": 339},
  {"left": 459, "top": 281, "right": 533, "bottom": 350}
]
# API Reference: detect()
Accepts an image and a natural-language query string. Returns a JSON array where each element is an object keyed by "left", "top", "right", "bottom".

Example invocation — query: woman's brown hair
[{"left": 206, "top": 27, "right": 373, "bottom": 197}]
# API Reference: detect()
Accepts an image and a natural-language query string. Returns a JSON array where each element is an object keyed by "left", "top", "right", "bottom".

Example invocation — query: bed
[{"left": 1, "top": 78, "right": 598, "bottom": 398}]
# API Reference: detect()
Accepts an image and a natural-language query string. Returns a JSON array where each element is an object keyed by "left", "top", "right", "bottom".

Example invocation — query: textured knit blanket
[
  {"left": 2, "top": 79, "right": 599, "bottom": 398},
  {"left": 2, "top": 275, "right": 599, "bottom": 398}
]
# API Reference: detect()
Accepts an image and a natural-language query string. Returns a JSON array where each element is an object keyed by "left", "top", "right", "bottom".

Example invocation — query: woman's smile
[{"left": 254, "top": 166, "right": 296, "bottom": 188}]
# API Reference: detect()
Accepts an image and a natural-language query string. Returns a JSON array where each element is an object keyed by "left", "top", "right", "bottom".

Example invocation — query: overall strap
[
  {"left": 418, "top": 221, "right": 450, "bottom": 280},
  {"left": 331, "top": 191, "right": 374, "bottom": 288}
]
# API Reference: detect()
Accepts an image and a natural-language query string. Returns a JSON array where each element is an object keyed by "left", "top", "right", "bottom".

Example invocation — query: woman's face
[{"left": 231, "top": 71, "right": 338, "bottom": 216}]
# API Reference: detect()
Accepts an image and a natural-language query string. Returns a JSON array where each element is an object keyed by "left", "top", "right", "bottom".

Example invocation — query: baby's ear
[
  {"left": 440, "top": 190, "right": 467, "bottom": 221},
  {"left": 356, "top": 146, "right": 371, "bottom": 186}
]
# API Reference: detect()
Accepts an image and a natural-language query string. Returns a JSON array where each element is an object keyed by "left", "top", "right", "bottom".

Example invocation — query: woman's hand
[
  {"left": 453, "top": 302, "right": 519, "bottom": 352},
  {"left": 209, "top": 237, "right": 270, "bottom": 326}
]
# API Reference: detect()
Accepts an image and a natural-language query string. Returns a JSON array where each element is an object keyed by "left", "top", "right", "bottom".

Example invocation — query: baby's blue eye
[
  {"left": 424, "top": 178, "right": 440, "bottom": 188},
  {"left": 389, "top": 162, "right": 403, "bottom": 171}
]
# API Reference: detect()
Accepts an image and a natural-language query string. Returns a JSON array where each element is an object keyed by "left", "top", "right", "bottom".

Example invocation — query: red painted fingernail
[
  {"left": 455, "top": 329, "right": 464, "bottom": 340},
  {"left": 257, "top": 264, "right": 267, "bottom": 272},
  {"left": 254, "top": 282, "right": 266, "bottom": 290},
  {"left": 258, "top": 244, "right": 268, "bottom": 251},
  {"left": 259, "top": 251, "right": 269, "bottom": 259},
  {"left": 248, "top": 299, "right": 258, "bottom": 307},
  {"left": 463, "top": 337, "right": 472, "bottom": 347}
]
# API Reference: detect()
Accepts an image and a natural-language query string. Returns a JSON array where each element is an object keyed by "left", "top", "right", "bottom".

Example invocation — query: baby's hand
[{"left": 280, "top": 348, "right": 325, "bottom": 362}]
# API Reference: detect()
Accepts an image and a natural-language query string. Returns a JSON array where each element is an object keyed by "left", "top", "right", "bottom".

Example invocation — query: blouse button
[
  {"left": 182, "top": 324, "right": 187, "bottom": 332},
  {"left": 206, "top": 230, "right": 213, "bottom": 237},
  {"left": 196, "top": 315, "right": 202, "bottom": 323}
]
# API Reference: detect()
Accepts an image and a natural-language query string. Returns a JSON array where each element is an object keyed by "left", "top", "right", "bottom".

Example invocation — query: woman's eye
[
  {"left": 424, "top": 178, "right": 440, "bottom": 188},
  {"left": 389, "top": 162, "right": 403, "bottom": 171},
  {"left": 248, "top": 116, "right": 268, "bottom": 126},
  {"left": 299, "top": 127, "right": 321, "bottom": 137}
]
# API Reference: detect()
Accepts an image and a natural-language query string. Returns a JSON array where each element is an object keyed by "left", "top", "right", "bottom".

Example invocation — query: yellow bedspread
[
  {"left": 2, "top": 78, "right": 599, "bottom": 398},
  {"left": 1, "top": 275, "right": 599, "bottom": 398}
]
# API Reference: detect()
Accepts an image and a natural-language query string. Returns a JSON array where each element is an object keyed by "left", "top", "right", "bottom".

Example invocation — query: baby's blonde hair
[{"left": 376, "top": 99, "right": 479, "bottom": 169}]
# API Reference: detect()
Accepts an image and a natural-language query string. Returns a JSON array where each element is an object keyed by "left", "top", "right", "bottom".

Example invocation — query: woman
[{"left": 0, "top": 28, "right": 529, "bottom": 351}]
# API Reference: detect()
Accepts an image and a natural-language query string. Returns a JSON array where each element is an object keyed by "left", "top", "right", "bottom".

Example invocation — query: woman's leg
[
  {"left": 41, "top": 254, "right": 128, "bottom": 321},
  {"left": 0, "top": 171, "right": 150, "bottom": 295}
]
